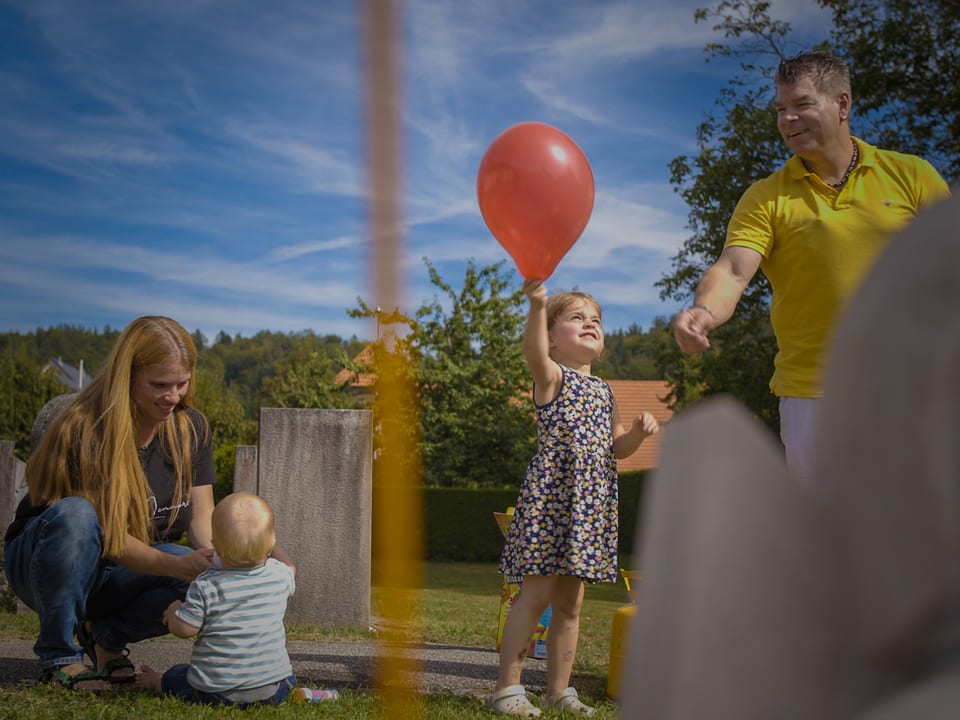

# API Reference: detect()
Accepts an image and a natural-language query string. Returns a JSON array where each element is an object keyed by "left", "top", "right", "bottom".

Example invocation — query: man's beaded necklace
[{"left": 828, "top": 141, "right": 859, "bottom": 189}]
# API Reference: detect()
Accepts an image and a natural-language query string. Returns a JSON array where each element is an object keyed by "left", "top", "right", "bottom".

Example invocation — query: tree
[
  {"left": 344, "top": 302, "right": 423, "bottom": 489},
  {"left": 192, "top": 357, "right": 258, "bottom": 502},
  {"left": 819, "top": 0, "right": 960, "bottom": 183},
  {"left": 594, "top": 324, "right": 665, "bottom": 380},
  {"left": 205, "top": 329, "right": 358, "bottom": 418},
  {"left": 655, "top": 0, "right": 791, "bottom": 431},
  {"left": 258, "top": 336, "right": 357, "bottom": 410},
  {"left": 193, "top": 355, "right": 257, "bottom": 447},
  {"left": 351, "top": 259, "right": 536, "bottom": 488},
  {"left": 415, "top": 260, "right": 535, "bottom": 487},
  {"left": 647, "top": 316, "right": 706, "bottom": 408},
  {"left": 0, "top": 340, "right": 65, "bottom": 458},
  {"left": 29, "top": 324, "right": 119, "bottom": 374}
]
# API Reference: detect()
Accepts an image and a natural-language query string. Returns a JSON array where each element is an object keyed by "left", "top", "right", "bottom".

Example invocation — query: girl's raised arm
[{"left": 522, "top": 279, "right": 561, "bottom": 404}]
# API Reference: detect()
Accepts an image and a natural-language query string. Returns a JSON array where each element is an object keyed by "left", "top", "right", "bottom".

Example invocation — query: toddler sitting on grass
[{"left": 136, "top": 492, "right": 297, "bottom": 708}]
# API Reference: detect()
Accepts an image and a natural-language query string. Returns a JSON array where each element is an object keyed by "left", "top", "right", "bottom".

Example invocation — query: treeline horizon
[
  {"left": 0, "top": 319, "right": 667, "bottom": 385},
  {"left": 0, "top": 316, "right": 668, "bottom": 477}
]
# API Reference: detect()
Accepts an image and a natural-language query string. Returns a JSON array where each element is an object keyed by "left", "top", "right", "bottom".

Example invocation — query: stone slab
[{"left": 258, "top": 408, "right": 374, "bottom": 628}]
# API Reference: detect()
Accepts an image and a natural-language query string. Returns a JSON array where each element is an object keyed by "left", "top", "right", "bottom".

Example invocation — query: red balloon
[{"left": 477, "top": 122, "right": 595, "bottom": 280}]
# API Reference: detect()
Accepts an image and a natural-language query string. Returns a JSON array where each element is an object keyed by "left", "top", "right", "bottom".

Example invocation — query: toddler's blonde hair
[{"left": 212, "top": 491, "right": 276, "bottom": 568}]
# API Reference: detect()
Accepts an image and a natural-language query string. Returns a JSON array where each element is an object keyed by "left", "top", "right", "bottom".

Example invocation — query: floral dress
[{"left": 499, "top": 364, "right": 619, "bottom": 583}]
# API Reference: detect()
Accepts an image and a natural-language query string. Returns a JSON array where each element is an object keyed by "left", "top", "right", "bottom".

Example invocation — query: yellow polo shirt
[{"left": 725, "top": 138, "right": 950, "bottom": 397}]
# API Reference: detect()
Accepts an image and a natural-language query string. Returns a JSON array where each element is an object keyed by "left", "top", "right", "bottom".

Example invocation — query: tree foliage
[
  {"left": 205, "top": 330, "right": 364, "bottom": 417},
  {"left": 593, "top": 324, "right": 663, "bottom": 380},
  {"left": 344, "top": 302, "right": 422, "bottom": 490},
  {"left": 414, "top": 260, "right": 535, "bottom": 488},
  {"left": 351, "top": 260, "right": 536, "bottom": 488},
  {"left": 258, "top": 336, "right": 356, "bottom": 411},
  {"left": 3, "top": 279, "right": 664, "bottom": 486},
  {"left": 820, "top": 0, "right": 960, "bottom": 182},
  {"left": 0, "top": 339, "right": 64, "bottom": 457},
  {"left": 193, "top": 357, "right": 257, "bottom": 447},
  {"left": 656, "top": 0, "right": 792, "bottom": 430},
  {"left": 21, "top": 324, "right": 120, "bottom": 371}
]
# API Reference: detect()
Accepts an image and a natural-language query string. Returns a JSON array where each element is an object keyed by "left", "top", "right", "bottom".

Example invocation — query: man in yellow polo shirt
[{"left": 673, "top": 51, "right": 950, "bottom": 483}]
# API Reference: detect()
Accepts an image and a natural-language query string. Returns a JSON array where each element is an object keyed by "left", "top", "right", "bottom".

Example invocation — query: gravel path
[{"left": 0, "top": 637, "right": 548, "bottom": 697}]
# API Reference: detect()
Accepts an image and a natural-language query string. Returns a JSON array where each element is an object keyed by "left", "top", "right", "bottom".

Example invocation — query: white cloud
[
  {"left": 0, "top": 0, "right": 835, "bottom": 340},
  {"left": 520, "top": 76, "right": 614, "bottom": 127},
  {"left": 224, "top": 122, "right": 365, "bottom": 198},
  {"left": 0, "top": 233, "right": 363, "bottom": 309}
]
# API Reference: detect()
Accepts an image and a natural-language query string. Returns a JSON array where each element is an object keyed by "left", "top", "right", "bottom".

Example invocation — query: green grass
[{"left": 0, "top": 561, "right": 636, "bottom": 719}]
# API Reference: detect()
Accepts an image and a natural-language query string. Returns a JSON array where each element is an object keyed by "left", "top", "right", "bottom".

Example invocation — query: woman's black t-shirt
[
  {"left": 139, "top": 407, "right": 215, "bottom": 542},
  {"left": 4, "top": 407, "right": 215, "bottom": 545}
]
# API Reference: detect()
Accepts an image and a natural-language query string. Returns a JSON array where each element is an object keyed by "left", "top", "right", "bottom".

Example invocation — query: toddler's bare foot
[{"left": 134, "top": 665, "right": 163, "bottom": 693}]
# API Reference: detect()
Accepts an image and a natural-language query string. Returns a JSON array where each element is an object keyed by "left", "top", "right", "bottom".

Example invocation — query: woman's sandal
[
  {"left": 43, "top": 666, "right": 111, "bottom": 693},
  {"left": 101, "top": 655, "right": 136, "bottom": 684},
  {"left": 77, "top": 621, "right": 135, "bottom": 684},
  {"left": 543, "top": 687, "right": 595, "bottom": 717},
  {"left": 485, "top": 685, "right": 542, "bottom": 717}
]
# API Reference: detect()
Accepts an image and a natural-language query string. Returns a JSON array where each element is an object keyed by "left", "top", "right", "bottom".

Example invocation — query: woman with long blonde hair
[{"left": 3, "top": 316, "right": 216, "bottom": 691}]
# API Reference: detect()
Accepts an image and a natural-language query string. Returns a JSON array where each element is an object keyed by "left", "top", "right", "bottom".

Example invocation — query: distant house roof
[
  {"left": 334, "top": 345, "right": 376, "bottom": 390},
  {"left": 606, "top": 379, "right": 674, "bottom": 472},
  {"left": 42, "top": 357, "right": 91, "bottom": 391}
]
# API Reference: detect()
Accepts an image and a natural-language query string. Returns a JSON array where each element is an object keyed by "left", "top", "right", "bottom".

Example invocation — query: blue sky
[{"left": 0, "top": 0, "right": 832, "bottom": 344}]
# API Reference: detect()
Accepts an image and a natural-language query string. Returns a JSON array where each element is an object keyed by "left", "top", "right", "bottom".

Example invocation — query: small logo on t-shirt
[{"left": 147, "top": 495, "right": 190, "bottom": 519}]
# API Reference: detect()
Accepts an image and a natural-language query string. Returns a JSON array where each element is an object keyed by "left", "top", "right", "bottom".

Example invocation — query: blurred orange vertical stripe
[{"left": 362, "top": 0, "right": 424, "bottom": 717}]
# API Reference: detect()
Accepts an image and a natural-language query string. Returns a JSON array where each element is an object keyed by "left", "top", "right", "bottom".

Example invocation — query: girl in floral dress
[{"left": 487, "top": 280, "right": 660, "bottom": 717}]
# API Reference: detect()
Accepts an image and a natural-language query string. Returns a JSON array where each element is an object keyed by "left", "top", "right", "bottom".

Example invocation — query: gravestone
[
  {"left": 2, "top": 394, "right": 71, "bottom": 614},
  {"left": 257, "top": 408, "right": 373, "bottom": 628},
  {"left": 619, "top": 194, "right": 960, "bottom": 719},
  {"left": 0, "top": 442, "right": 29, "bottom": 613},
  {"left": 232, "top": 445, "right": 258, "bottom": 495},
  {"left": 0, "top": 441, "right": 26, "bottom": 531},
  {"left": 30, "top": 393, "right": 76, "bottom": 452}
]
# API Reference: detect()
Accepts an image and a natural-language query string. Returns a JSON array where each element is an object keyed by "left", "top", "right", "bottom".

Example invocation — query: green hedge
[
  {"left": 617, "top": 470, "right": 646, "bottom": 556},
  {"left": 375, "top": 470, "right": 648, "bottom": 562}
]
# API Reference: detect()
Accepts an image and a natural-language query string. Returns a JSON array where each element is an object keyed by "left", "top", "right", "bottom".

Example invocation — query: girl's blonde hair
[
  {"left": 212, "top": 492, "right": 276, "bottom": 568},
  {"left": 25, "top": 316, "right": 203, "bottom": 557},
  {"left": 546, "top": 291, "right": 602, "bottom": 330}
]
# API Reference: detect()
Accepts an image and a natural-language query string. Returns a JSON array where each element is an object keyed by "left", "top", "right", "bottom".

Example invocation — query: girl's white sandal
[
  {"left": 544, "top": 687, "right": 595, "bottom": 716},
  {"left": 485, "top": 685, "right": 542, "bottom": 717}
]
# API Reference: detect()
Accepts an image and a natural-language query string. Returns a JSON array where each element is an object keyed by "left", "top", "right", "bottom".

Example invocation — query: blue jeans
[
  {"left": 161, "top": 666, "right": 296, "bottom": 707},
  {"left": 3, "top": 496, "right": 191, "bottom": 671}
]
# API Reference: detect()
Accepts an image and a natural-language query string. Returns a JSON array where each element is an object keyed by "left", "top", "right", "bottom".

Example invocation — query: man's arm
[{"left": 673, "top": 246, "right": 763, "bottom": 353}]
